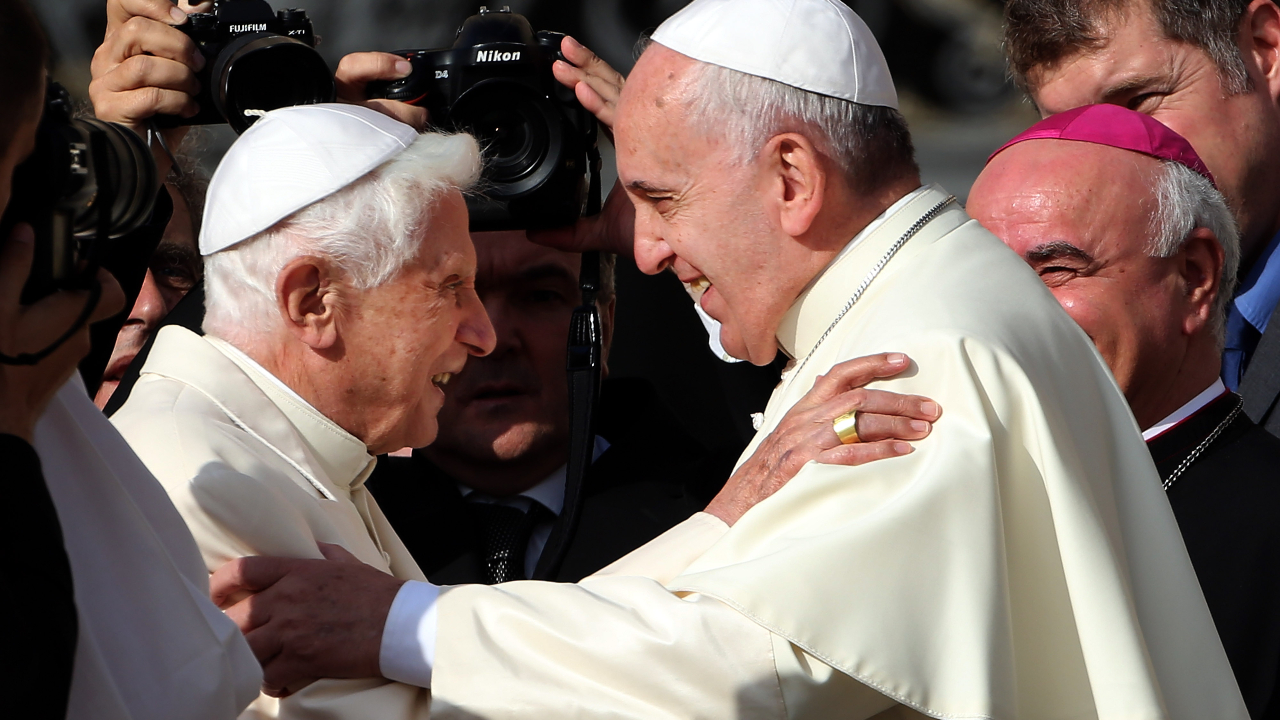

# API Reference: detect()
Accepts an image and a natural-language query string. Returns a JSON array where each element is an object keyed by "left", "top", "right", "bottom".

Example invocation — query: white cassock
[
  {"left": 401, "top": 185, "right": 1248, "bottom": 718},
  {"left": 33, "top": 375, "right": 262, "bottom": 720},
  {"left": 111, "top": 326, "right": 433, "bottom": 719}
]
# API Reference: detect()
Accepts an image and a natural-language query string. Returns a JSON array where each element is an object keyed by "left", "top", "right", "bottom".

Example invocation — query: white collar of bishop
[
  {"left": 776, "top": 183, "right": 951, "bottom": 359},
  {"left": 1142, "top": 378, "right": 1229, "bottom": 441},
  {"left": 142, "top": 325, "right": 375, "bottom": 498}
]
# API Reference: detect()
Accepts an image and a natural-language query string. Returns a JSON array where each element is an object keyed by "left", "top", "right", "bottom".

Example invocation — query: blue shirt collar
[{"left": 1233, "top": 228, "right": 1280, "bottom": 332}]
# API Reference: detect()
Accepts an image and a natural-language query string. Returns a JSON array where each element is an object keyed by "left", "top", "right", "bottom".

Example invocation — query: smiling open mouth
[{"left": 432, "top": 373, "right": 453, "bottom": 387}]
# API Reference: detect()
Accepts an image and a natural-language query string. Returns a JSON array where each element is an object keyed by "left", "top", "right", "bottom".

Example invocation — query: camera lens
[
  {"left": 0, "top": 100, "right": 159, "bottom": 302},
  {"left": 453, "top": 83, "right": 563, "bottom": 197},
  {"left": 71, "top": 119, "right": 159, "bottom": 239},
  {"left": 475, "top": 103, "right": 545, "bottom": 183},
  {"left": 212, "top": 34, "right": 336, "bottom": 133}
]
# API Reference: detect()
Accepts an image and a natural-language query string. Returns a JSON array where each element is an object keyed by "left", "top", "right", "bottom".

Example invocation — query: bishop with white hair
[
  {"left": 110, "top": 103, "right": 497, "bottom": 717},
  {"left": 201, "top": 1, "right": 1250, "bottom": 718}
]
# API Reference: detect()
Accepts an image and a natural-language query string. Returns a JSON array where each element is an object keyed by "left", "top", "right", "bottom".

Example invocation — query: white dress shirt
[{"left": 459, "top": 436, "right": 610, "bottom": 578}]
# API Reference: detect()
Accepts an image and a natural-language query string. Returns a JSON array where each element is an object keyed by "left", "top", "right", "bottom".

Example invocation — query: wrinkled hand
[
  {"left": 0, "top": 225, "right": 125, "bottom": 442},
  {"left": 335, "top": 52, "right": 430, "bottom": 130},
  {"left": 90, "top": 0, "right": 211, "bottom": 177},
  {"left": 210, "top": 543, "right": 405, "bottom": 697},
  {"left": 705, "top": 353, "right": 942, "bottom": 526}
]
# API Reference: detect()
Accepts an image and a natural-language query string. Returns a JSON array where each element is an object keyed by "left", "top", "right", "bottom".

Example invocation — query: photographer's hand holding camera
[
  {"left": 91, "top": 0, "right": 209, "bottom": 178},
  {"left": 0, "top": 101, "right": 125, "bottom": 442}
]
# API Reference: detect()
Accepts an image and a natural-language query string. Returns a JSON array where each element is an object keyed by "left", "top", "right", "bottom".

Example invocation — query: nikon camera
[
  {"left": 158, "top": 0, "right": 335, "bottom": 133},
  {"left": 0, "top": 84, "right": 158, "bottom": 304},
  {"left": 368, "top": 6, "right": 599, "bottom": 231}
]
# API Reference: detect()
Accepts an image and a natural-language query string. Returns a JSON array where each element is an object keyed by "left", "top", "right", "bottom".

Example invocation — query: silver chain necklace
[
  {"left": 1161, "top": 395, "right": 1244, "bottom": 491},
  {"left": 794, "top": 196, "right": 957, "bottom": 375}
]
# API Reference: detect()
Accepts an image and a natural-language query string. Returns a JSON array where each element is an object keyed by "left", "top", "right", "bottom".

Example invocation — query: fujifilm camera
[
  {"left": 0, "top": 83, "right": 159, "bottom": 304},
  {"left": 158, "top": 0, "right": 335, "bottom": 133},
  {"left": 368, "top": 6, "right": 599, "bottom": 231}
]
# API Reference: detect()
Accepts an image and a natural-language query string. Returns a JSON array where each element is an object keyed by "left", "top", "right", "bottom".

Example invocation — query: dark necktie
[{"left": 469, "top": 502, "right": 545, "bottom": 584}]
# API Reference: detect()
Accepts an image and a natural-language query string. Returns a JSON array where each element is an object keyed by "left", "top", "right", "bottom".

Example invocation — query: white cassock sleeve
[{"left": 380, "top": 512, "right": 915, "bottom": 719}]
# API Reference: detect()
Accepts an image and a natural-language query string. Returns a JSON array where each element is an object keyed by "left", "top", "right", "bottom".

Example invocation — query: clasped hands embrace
[{"left": 90, "top": 0, "right": 943, "bottom": 697}]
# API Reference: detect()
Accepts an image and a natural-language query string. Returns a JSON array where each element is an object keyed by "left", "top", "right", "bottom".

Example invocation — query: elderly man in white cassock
[
  {"left": 209, "top": 0, "right": 1249, "bottom": 717},
  {"left": 110, "top": 93, "right": 933, "bottom": 718}
]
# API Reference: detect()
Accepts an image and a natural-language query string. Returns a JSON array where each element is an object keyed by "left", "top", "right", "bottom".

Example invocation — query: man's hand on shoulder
[
  {"left": 706, "top": 353, "right": 943, "bottom": 526},
  {"left": 210, "top": 543, "right": 405, "bottom": 697}
]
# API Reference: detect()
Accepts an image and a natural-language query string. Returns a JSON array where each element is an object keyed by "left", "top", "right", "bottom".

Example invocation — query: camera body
[
  {"left": 159, "top": 0, "right": 335, "bottom": 133},
  {"left": 369, "top": 7, "right": 598, "bottom": 231},
  {"left": 0, "top": 84, "right": 158, "bottom": 304}
]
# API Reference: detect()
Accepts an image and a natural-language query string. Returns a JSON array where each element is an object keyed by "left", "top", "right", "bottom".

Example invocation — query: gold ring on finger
[{"left": 833, "top": 410, "right": 861, "bottom": 444}]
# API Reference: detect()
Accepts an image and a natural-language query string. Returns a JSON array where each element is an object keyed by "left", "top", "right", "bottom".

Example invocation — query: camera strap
[
  {"left": 0, "top": 280, "right": 102, "bottom": 366},
  {"left": 534, "top": 142, "right": 604, "bottom": 580}
]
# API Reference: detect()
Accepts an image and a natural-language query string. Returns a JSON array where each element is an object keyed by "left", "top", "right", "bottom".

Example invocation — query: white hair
[
  {"left": 677, "top": 55, "right": 917, "bottom": 190},
  {"left": 1149, "top": 161, "right": 1240, "bottom": 346},
  {"left": 202, "top": 132, "right": 482, "bottom": 342}
]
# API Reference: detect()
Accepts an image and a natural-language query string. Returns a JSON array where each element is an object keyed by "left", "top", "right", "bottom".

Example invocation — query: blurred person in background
[
  {"left": 0, "top": 1, "right": 262, "bottom": 718},
  {"left": 1005, "top": 0, "right": 1280, "bottom": 437},
  {"left": 967, "top": 104, "right": 1280, "bottom": 720},
  {"left": 1, "top": 0, "right": 102, "bottom": 713},
  {"left": 93, "top": 166, "right": 206, "bottom": 409}
]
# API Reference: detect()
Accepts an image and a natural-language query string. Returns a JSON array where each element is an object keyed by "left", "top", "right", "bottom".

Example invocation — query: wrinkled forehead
[{"left": 617, "top": 47, "right": 706, "bottom": 148}]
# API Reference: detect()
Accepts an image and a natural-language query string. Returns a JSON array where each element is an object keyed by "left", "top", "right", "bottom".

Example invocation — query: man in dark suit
[
  {"left": 969, "top": 106, "right": 1280, "bottom": 719},
  {"left": 367, "top": 230, "right": 740, "bottom": 583},
  {"left": 1001, "top": 0, "right": 1280, "bottom": 436}
]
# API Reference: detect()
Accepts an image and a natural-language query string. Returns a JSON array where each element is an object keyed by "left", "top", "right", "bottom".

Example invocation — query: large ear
[
  {"left": 762, "top": 132, "right": 827, "bottom": 239},
  {"left": 1242, "top": 0, "right": 1280, "bottom": 104},
  {"left": 275, "top": 256, "right": 342, "bottom": 350},
  {"left": 1178, "top": 227, "right": 1226, "bottom": 336}
]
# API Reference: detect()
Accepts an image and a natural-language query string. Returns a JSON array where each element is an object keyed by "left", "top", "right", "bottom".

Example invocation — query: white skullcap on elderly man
[
  {"left": 200, "top": 104, "right": 419, "bottom": 256},
  {"left": 652, "top": 0, "right": 898, "bottom": 108}
]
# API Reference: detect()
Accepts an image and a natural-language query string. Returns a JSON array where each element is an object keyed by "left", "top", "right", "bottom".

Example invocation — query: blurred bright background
[
  {"left": 37, "top": 0, "right": 1037, "bottom": 201},
  {"left": 32, "top": 0, "right": 1039, "bottom": 450}
]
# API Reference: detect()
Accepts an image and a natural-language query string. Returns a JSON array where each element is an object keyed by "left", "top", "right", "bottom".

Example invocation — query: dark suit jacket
[
  {"left": 1241, "top": 301, "right": 1280, "bottom": 436},
  {"left": 367, "top": 377, "right": 739, "bottom": 584},
  {"left": 3, "top": 434, "right": 77, "bottom": 718},
  {"left": 1149, "top": 392, "right": 1280, "bottom": 719}
]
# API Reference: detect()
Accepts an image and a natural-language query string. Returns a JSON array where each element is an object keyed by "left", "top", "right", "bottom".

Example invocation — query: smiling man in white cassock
[{"left": 209, "top": 0, "right": 1249, "bottom": 717}]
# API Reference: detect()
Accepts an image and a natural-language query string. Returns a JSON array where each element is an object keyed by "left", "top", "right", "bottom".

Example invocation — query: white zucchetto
[
  {"left": 200, "top": 104, "right": 419, "bottom": 256},
  {"left": 650, "top": 0, "right": 898, "bottom": 109}
]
